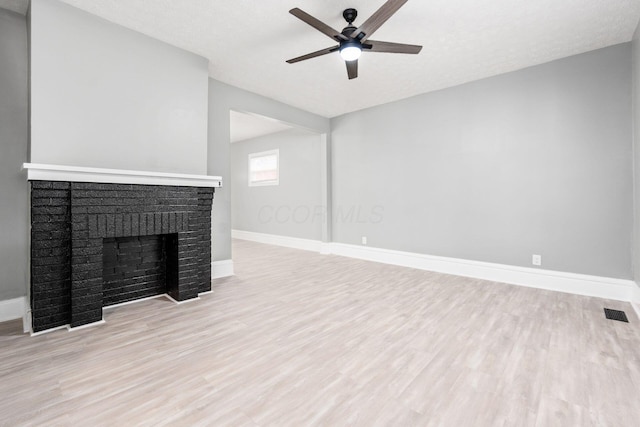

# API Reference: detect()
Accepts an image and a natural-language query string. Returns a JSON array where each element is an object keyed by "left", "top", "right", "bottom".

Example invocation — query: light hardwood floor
[{"left": 1, "top": 239, "right": 639, "bottom": 426}]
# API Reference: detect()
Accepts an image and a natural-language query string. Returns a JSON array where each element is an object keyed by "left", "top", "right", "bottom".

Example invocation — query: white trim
[
  {"left": 22, "top": 237, "right": 637, "bottom": 335},
  {"left": 319, "top": 242, "right": 332, "bottom": 255},
  {"left": 22, "top": 163, "right": 222, "bottom": 188},
  {"left": 30, "top": 291, "right": 212, "bottom": 336},
  {"left": 232, "top": 229, "right": 323, "bottom": 252},
  {"left": 248, "top": 149, "right": 279, "bottom": 187},
  {"left": 103, "top": 294, "right": 168, "bottom": 310},
  {"left": 0, "top": 297, "right": 26, "bottom": 323},
  {"left": 631, "top": 284, "right": 640, "bottom": 320},
  {"left": 164, "top": 294, "right": 201, "bottom": 305},
  {"left": 30, "top": 325, "right": 67, "bottom": 337},
  {"left": 330, "top": 243, "right": 634, "bottom": 302},
  {"left": 212, "top": 259, "right": 234, "bottom": 278},
  {"left": 23, "top": 309, "right": 31, "bottom": 334},
  {"left": 66, "top": 320, "right": 106, "bottom": 332},
  {"left": 231, "top": 229, "right": 332, "bottom": 256},
  {"left": 232, "top": 231, "right": 636, "bottom": 302},
  {"left": 104, "top": 292, "right": 213, "bottom": 310},
  {"left": 633, "top": 302, "right": 640, "bottom": 321}
]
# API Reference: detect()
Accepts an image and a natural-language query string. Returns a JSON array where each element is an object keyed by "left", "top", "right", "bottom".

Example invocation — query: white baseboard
[
  {"left": 30, "top": 324, "right": 67, "bottom": 337},
  {"left": 230, "top": 231, "right": 635, "bottom": 302},
  {"left": 0, "top": 297, "right": 26, "bottom": 323},
  {"left": 165, "top": 294, "right": 201, "bottom": 305},
  {"left": 231, "top": 230, "right": 635, "bottom": 302},
  {"left": 631, "top": 284, "right": 640, "bottom": 320},
  {"left": 104, "top": 294, "right": 167, "bottom": 310},
  {"left": 31, "top": 291, "right": 212, "bottom": 336},
  {"left": 34, "top": 320, "right": 107, "bottom": 335},
  {"left": 319, "top": 243, "right": 332, "bottom": 255},
  {"left": 212, "top": 259, "right": 234, "bottom": 279},
  {"left": 232, "top": 229, "right": 323, "bottom": 252},
  {"left": 23, "top": 308, "right": 31, "bottom": 333},
  {"left": 330, "top": 243, "right": 634, "bottom": 302},
  {"left": 66, "top": 319, "right": 106, "bottom": 332}
]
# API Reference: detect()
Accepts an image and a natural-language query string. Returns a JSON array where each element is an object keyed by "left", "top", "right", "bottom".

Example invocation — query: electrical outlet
[
  {"left": 532, "top": 254, "right": 542, "bottom": 266},
  {"left": 361, "top": 236, "right": 367, "bottom": 245}
]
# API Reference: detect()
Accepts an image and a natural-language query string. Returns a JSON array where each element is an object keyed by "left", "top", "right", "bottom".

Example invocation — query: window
[{"left": 248, "top": 149, "right": 279, "bottom": 186}]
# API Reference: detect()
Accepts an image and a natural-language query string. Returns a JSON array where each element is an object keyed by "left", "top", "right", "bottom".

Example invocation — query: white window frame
[{"left": 248, "top": 149, "right": 279, "bottom": 187}]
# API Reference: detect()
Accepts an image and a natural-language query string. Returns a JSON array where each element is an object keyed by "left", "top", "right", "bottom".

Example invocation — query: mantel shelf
[{"left": 22, "top": 163, "right": 222, "bottom": 188}]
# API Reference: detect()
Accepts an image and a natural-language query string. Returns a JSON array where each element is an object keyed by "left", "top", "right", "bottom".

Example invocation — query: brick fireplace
[{"left": 25, "top": 164, "right": 221, "bottom": 333}]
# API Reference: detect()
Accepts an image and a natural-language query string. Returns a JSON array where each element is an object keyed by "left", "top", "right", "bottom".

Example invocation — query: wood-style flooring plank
[{"left": 1, "top": 239, "right": 639, "bottom": 426}]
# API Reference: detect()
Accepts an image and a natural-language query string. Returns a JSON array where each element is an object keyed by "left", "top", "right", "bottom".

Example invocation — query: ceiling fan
[{"left": 286, "top": 0, "right": 422, "bottom": 80}]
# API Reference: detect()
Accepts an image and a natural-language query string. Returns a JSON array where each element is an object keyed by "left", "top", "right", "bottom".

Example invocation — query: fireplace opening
[{"left": 102, "top": 233, "right": 179, "bottom": 306}]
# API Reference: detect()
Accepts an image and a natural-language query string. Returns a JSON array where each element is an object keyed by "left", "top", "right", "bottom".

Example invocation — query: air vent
[{"left": 604, "top": 308, "right": 629, "bottom": 323}]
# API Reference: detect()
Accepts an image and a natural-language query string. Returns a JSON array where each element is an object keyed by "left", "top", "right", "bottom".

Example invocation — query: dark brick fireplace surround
[{"left": 30, "top": 180, "right": 215, "bottom": 333}]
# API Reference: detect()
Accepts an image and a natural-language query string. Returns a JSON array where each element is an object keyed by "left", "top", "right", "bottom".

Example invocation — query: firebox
[{"left": 102, "top": 234, "right": 177, "bottom": 306}]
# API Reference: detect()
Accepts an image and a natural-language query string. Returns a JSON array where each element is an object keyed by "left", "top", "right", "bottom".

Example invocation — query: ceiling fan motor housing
[
  {"left": 343, "top": 8, "right": 357, "bottom": 24},
  {"left": 341, "top": 25, "right": 357, "bottom": 39}
]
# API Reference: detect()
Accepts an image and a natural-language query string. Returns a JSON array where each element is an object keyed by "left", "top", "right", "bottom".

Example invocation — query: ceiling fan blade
[
  {"left": 286, "top": 46, "right": 339, "bottom": 64},
  {"left": 352, "top": 0, "right": 408, "bottom": 42},
  {"left": 346, "top": 60, "right": 358, "bottom": 80},
  {"left": 364, "top": 40, "right": 422, "bottom": 54},
  {"left": 290, "top": 8, "right": 348, "bottom": 42}
]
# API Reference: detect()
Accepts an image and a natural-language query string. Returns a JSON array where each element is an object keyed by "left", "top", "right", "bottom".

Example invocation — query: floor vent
[{"left": 604, "top": 308, "right": 629, "bottom": 323}]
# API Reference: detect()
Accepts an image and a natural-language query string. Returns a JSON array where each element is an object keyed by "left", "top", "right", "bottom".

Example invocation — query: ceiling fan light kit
[
  {"left": 287, "top": 0, "right": 422, "bottom": 80},
  {"left": 340, "top": 42, "right": 362, "bottom": 61}
]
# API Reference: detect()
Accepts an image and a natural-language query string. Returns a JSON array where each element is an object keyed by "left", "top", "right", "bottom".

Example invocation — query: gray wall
[
  {"left": 29, "top": 0, "right": 209, "bottom": 174},
  {"left": 231, "top": 129, "right": 323, "bottom": 240},
  {"left": 208, "top": 79, "right": 330, "bottom": 261},
  {"left": 633, "top": 24, "right": 640, "bottom": 292},
  {"left": 0, "top": 8, "right": 29, "bottom": 300},
  {"left": 331, "top": 44, "right": 633, "bottom": 279}
]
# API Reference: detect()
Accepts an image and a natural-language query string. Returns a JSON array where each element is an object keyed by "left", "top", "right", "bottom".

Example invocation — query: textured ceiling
[
  {"left": 54, "top": 0, "right": 640, "bottom": 117},
  {"left": 0, "top": 0, "right": 28, "bottom": 14},
  {"left": 230, "top": 111, "right": 293, "bottom": 144}
]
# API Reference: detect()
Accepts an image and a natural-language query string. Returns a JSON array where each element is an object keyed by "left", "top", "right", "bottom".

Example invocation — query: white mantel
[{"left": 22, "top": 163, "right": 222, "bottom": 188}]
